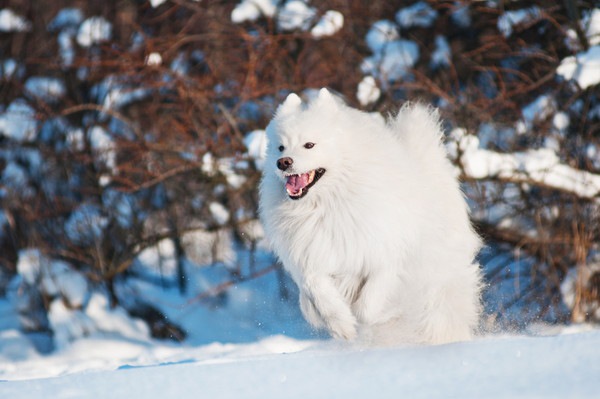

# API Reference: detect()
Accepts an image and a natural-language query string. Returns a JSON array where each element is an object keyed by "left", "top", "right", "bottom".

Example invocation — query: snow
[
  {"left": 181, "top": 229, "right": 237, "bottom": 267},
  {"left": 88, "top": 125, "right": 116, "bottom": 175},
  {"left": 57, "top": 31, "right": 76, "bottom": 66},
  {"left": 587, "top": 144, "right": 600, "bottom": 169},
  {"left": 65, "top": 203, "right": 109, "bottom": 245},
  {"left": 455, "top": 133, "right": 600, "bottom": 199},
  {"left": 76, "top": 16, "right": 112, "bottom": 47},
  {"left": 48, "top": 299, "right": 96, "bottom": 350},
  {"left": 102, "top": 190, "right": 134, "bottom": 229},
  {"left": 0, "top": 9, "right": 31, "bottom": 32},
  {"left": 134, "top": 238, "right": 178, "bottom": 278},
  {"left": 4, "top": 244, "right": 599, "bottom": 395},
  {"left": 582, "top": 8, "right": 600, "bottom": 46},
  {"left": 0, "top": 328, "right": 599, "bottom": 398},
  {"left": 566, "top": 9, "right": 600, "bottom": 51},
  {"left": 4, "top": 245, "right": 600, "bottom": 389},
  {"left": 356, "top": 75, "right": 381, "bottom": 106},
  {"left": 450, "top": 2, "right": 471, "bottom": 28},
  {"left": 150, "top": 0, "right": 168, "bottom": 8},
  {"left": 277, "top": 1, "right": 316, "bottom": 32},
  {"left": 66, "top": 127, "right": 85, "bottom": 151},
  {"left": 202, "top": 152, "right": 216, "bottom": 175},
  {"left": 145, "top": 52, "right": 163, "bottom": 66},
  {"left": 557, "top": 45, "right": 600, "bottom": 90},
  {"left": 552, "top": 111, "right": 570, "bottom": 132},
  {"left": 243, "top": 129, "right": 267, "bottom": 169},
  {"left": 365, "top": 20, "right": 399, "bottom": 53},
  {"left": 16, "top": 249, "right": 44, "bottom": 286},
  {"left": 238, "top": 219, "right": 265, "bottom": 244},
  {"left": 362, "top": 18, "right": 420, "bottom": 84},
  {"left": 84, "top": 294, "right": 150, "bottom": 340},
  {"left": 48, "top": 8, "right": 83, "bottom": 31},
  {"left": 1, "top": 58, "right": 20, "bottom": 79},
  {"left": 310, "top": 10, "right": 344, "bottom": 38},
  {"left": 0, "top": 99, "right": 37, "bottom": 143},
  {"left": 231, "top": 0, "right": 278, "bottom": 24},
  {"left": 231, "top": 2, "right": 343, "bottom": 35},
  {"left": 42, "top": 261, "right": 89, "bottom": 308},
  {"left": 24, "top": 77, "right": 67, "bottom": 103},
  {"left": 15, "top": 250, "right": 88, "bottom": 309},
  {"left": 430, "top": 35, "right": 451, "bottom": 69},
  {"left": 48, "top": 291, "right": 153, "bottom": 352},
  {"left": 395, "top": 1, "right": 438, "bottom": 29},
  {"left": 209, "top": 202, "right": 230, "bottom": 225},
  {"left": 214, "top": 157, "right": 247, "bottom": 189},
  {"left": 0, "top": 330, "right": 38, "bottom": 363},
  {"left": 517, "top": 93, "right": 556, "bottom": 133},
  {"left": 561, "top": 263, "right": 600, "bottom": 322},
  {"left": 1, "top": 162, "right": 32, "bottom": 198},
  {"left": 362, "top": 39, "right": 420, "bottom": 83},
  {"left": 94, "top": 77, "right": 152, "bottom": 110},
  {"left": 497, "top": 7, "right": 542, "bottom": 37}
]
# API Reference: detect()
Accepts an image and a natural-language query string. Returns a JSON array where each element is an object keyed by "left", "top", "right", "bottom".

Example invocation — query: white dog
[{"left": 259, "top": 88, "right": 482, "bottom": 346}]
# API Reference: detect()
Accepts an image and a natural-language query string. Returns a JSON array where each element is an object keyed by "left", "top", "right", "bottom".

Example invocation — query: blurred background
[{"left": 0, "top": 0, "right": 598, "bottom": 354}]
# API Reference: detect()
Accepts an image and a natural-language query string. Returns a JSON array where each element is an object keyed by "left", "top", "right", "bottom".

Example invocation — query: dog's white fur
[{"left": 259, "top": 89, "right": 482, "bottom": 346}]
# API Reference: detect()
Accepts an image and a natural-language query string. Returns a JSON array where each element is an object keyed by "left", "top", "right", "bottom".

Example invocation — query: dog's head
[{"left": 265, "top": 88, "right": 342, "bottom": 200}]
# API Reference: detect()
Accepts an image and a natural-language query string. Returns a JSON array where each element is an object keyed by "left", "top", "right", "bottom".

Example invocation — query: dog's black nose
[{"left": 277, "top": 157, "right": 293, "bottom": 171}]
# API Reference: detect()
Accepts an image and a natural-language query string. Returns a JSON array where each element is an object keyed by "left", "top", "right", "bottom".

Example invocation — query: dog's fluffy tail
[{"left": 388, "top": 103, "right": 446, "bottom": 160}]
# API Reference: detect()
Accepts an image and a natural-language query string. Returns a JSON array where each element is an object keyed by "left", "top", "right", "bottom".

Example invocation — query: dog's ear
[
  {"left": 318, "top": 88, "right": 333, "bottom": 101},
  {"left": 316, "top": 88, "right": 338, "bottom": 110},
  {"left": 277, "top": 93, "right": 302, "bottom": 117}
]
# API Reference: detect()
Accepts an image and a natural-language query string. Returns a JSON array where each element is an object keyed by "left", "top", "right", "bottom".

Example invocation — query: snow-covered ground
[
  {"left": 2, "top": 246, "right": 599, "bottom": 397},
  {"left": 1, "top": 246, "right": 599, "bottom": 396},
  {"left": 1, "top": 326, "right": 599, "bottom": 398}
]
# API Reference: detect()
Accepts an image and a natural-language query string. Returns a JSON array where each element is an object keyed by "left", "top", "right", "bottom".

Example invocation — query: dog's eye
[
  {"left": 278, "top": 145, "right": 285, "bottom": 152},
  {"left": 304, "top": 142, "right": 315, "bottom": 149}
]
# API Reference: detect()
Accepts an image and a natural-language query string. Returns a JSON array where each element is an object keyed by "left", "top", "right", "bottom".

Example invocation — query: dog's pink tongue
[{"left": 286, "top": 173, "right": 309, "bottom": 196}]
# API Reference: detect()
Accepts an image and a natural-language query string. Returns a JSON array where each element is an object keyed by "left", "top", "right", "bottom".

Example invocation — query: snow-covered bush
[{"left": 0, "top": 0, "right": 599, "bottom": 351}]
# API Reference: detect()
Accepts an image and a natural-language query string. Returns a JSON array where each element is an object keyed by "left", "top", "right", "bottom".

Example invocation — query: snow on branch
[{"left": 450, "top": 130, "right": 600, "bottom": 201}]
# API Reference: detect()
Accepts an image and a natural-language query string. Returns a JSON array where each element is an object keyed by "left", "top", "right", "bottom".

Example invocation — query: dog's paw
[{"left": 326, "top": 312, "right": 358, "bottom": 341}]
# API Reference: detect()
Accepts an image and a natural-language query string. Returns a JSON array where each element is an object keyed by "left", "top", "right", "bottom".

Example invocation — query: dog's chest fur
[{"left": 269, "top": 188, "right": 389, "bottom": 282}]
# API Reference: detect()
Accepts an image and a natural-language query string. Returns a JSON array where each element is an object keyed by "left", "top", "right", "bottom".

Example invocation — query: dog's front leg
[
  {"left": 301, "top": 274, "right": 357, "bottom": 340},
  {"left": 299, "top": 292, "right": 326, "bottom": 329},
  {"left": 354, "top": 271, "right": 399, "bottom": 326}
]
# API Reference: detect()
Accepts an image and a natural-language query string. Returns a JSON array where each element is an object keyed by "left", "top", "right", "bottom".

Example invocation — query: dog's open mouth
[{"left": 285, "top": 168, "right": 326, "bottom": 199}]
